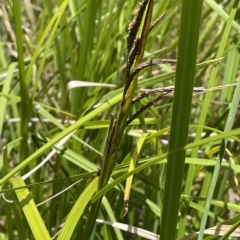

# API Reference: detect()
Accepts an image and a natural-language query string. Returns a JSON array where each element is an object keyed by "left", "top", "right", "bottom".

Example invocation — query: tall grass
[{"left": 0, "top": 0, "right": 240, "bottom": 240}]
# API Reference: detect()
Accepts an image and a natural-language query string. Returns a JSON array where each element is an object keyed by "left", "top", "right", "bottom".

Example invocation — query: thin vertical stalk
[
  {"left": 160, "top": 1, "right": 203, "bottom": 240},
  {"left": 13, "top": 0, "right": 30, "bottom": 161}
]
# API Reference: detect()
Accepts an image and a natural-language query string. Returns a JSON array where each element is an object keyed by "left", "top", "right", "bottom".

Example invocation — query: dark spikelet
[
  {"left": 127, "top": 0, "right": 148, "bottom": 52},
  {"left": 149, "top": 12, "right": 166, "bottom": 32},
  {"left": 128, "top": 36, "right": 140, "bottom": 70},
  {"left": 130, "top": 58, "right": 177, "bottom": 79}
]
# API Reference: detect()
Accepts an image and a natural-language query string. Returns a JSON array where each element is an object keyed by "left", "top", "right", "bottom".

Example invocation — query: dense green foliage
[{"left": 0, "top": 0, "right": 240, "bottom": 239}]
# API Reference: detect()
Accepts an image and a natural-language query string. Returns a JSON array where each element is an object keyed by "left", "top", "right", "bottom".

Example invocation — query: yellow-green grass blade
[
  {"left": 146, "top": 124, "right": 240, "bottom": 143},
  {"left": 10, "top": 176, "right": 51, "bottom": 240},
  {"left": 189, "top": 202, "right": 224, "bottom": 222},
  {"left": 205, "top": 0, "right": 240, "bottom": 31},
  {"left": 0, "top": 62, "right": 17, "bottom": 136},
  {"left": 57, "top": 176, "right": 98, "bottom": 240},
  {"left": 124, "top": 133, "right": 149, "bottom": 214}
]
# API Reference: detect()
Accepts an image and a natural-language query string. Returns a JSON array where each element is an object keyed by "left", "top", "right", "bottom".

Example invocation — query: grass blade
[
  {"left": 57, "top": 176, "right": 98, "bottom": 240},
  {"left": 13, "top": 0, "right": 29, "bottom": 161},
  {"left": 160, "top": 0, "right": 203, "bottom": 239},
  {"left": 10, "top": 176, "right": 51, "bottom": 240}
]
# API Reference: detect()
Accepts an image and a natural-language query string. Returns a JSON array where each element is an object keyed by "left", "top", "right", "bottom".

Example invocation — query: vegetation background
[{"left": 0, "top": 0, "right": 240, "bottom": 239}]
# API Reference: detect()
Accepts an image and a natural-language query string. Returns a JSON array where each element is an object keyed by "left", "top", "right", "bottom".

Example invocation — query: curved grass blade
[{"left": 57, "top": 176, "right": 98, "bottom": 240}]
